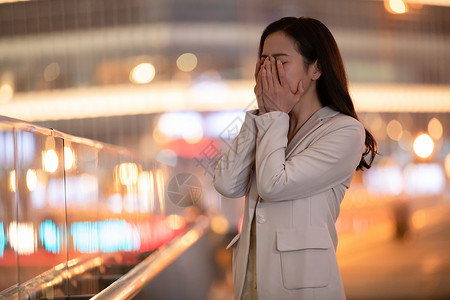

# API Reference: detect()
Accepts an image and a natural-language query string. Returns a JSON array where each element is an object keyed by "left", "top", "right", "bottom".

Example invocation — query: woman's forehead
[{"left": 261, "top": 31, "right": 298, "bottom": 56}]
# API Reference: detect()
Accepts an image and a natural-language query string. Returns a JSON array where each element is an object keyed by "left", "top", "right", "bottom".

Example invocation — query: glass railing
[{"left": 0, "top": 115, "right": 202, "bottom": 299}]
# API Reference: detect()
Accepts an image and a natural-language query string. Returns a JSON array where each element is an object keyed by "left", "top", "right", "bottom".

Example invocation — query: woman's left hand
[{"left": 261, "top": 56, "right": 304, "bottom": 114}]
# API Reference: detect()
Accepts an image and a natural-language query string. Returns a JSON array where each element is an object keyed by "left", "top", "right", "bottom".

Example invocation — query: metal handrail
[
  {"left": 90, "top": 216, "right": 210, "bottom": 300},
  {"left": 0, "top": 253, "right": 113, "bottom": 300}
]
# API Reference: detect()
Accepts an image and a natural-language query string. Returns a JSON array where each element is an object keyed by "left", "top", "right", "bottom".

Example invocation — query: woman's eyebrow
[{"left": 261, "top": 53, "right": 290, "bottom": 59}]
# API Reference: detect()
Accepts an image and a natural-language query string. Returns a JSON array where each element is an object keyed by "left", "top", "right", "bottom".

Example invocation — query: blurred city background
[{"left": 0, "top": 0, "right": 449, "bottom": 299}]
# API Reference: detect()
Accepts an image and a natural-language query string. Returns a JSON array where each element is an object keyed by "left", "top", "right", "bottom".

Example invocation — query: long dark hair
[{"left": 258, "top": 17, "right": 377, "bottom": 170}]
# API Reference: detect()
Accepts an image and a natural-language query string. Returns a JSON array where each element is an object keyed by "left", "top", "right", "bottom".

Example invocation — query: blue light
[
  {"left": 70, "top": 220, "right": 140, "bottom": 253},
  {"left": 39, "top": 220, "right": 63, "bottom": 254},
  {"left": 98, "top": 220, "right": 140, "bottom": 253},
  {"left": 71, "top": 222, "right": 99, "bottom": 253},
  {"left": 0, "top": 222, "right": 5, "bottom": 258}
]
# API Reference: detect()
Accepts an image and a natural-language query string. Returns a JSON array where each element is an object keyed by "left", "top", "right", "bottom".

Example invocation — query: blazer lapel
[{"left": 285, "top": 106, "right": 339, "bottom": 159}]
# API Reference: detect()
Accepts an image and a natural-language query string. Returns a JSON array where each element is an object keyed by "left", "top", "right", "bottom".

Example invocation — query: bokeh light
[
  {"left": 176, "top": 53, "right": 198, "bottom": 72},
  {"left": 385, "top": 0, "right": 407, "bottom": 14},
  {"left": 413, "top": 134, "right": 434, "bottom": 158},
  {"left": 64, "top": 146, "right": 75, "bottom": 170},
  {"left": 211, "top": 214, "right": 229, "bottom": 235},
  {"left": 369, "top": 114, "right": 387, "bottom": 140},
  {"left": 0, "top": 82, "right": 13, "bottom": 104},
  {"left": 130, "top": 63, "right": 156, "bottom": 84},
  {"left": 386, "top": 119, "right": 403, "bottom": 141},
  {"left": 8, "top": 222, "right": 36, "bottom": 255},
  {"left": 157, "top": 111, "right": 203, "bottom": 144},
  {"left": 43, "top": 149, "right": 59, "bottom": 173},
  {"left": 0, "top": 71, "right": 14, "bottom": 104},
  {"left": 427, "top": 118, "right": 443, "bottom": 140},
  {"left": 166, "top": 214, "right": 186, "bottom": 230},
  {"left": 9, "top": 170, "right": 16, "bottom": 192},
  {"left": 44, "top": 62, "right": 61, "bottom": 82},
  {"left": 445, "top": 153, "right": 450, "bottom": 179},
  {"left": 26, "top": 169, "right": 38, "bottom": 191}
]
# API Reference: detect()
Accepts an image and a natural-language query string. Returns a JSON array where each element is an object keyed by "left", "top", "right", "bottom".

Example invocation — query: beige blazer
[{"left": 214, "top": 106, "right": 365, "bottom": 300}]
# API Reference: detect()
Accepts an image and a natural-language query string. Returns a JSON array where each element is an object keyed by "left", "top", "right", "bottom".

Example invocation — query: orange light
[
  {"left": 211, "top": 215, "right": 229, "bottom": 235},
  {"left": 427, "top": 118, "right": 443, "bottom": 140},
  {"left": 119, "top": 163, "right": 139, "bottom": 185},
  {"left": 166, "top": 214, "right": 186, "bottom": 230},
  {"left": 445, "top": 153, "right": 450, "bottom": 179},
  {"left": 385, "top": 0, "right": 408, "bottom": 14}
]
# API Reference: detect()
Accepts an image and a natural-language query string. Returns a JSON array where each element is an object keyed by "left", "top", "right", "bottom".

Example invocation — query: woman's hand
[
  {"left": 254, "top": 58, "right": 266, "bottom": 116},
  {"left": 260, "top": 56, "right": 304, "bottom": 114}
]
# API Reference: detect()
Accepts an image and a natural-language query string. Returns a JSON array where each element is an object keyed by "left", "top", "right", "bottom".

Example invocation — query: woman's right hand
[{"left": 254, "top": 57, "right": 266, "bottom": 115}]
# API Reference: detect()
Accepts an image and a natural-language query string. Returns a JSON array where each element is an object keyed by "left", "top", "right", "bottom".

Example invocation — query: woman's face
[{"left": 261, "top": 31, "right": 313, "bottom": 94}]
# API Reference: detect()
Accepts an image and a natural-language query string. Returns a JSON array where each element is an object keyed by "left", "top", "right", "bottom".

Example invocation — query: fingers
[
  {"left": 276, "top": 60, "right": 286, "bottom": 87},
  {"left": 261, "top": 59, "right": 270, "bottom": 91},
  {"left": 270, "top": 57, "right": 279, "bottom": 85},
  {"left": 262, "top": 57, "right": 277, "bottom": 89},
  {"left": 254, "top": 61, "right": 265, "bottom": 113},
  {"left": 265, "top": 58, "right": 272, "bottom": 87},
  {"left": 294, "top": 80, "right": 305, "bottom": 96}
]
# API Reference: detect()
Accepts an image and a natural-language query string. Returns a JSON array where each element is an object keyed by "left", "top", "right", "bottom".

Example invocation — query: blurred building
[{"left": 0, "top": 0, "right": 449, "bottom": 299}]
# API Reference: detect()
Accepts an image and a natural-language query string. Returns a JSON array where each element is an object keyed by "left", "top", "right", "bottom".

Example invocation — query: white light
[
  {"left": 107, "top": 193, "right": 123, "bottom": 214},
  {"left": 138, "top": 171, "right": 155, "bottom": 213},
  {"left": 0, "top": 71, "right": 14, "bottom": 104},
  {"left": 404, "top": 163, "right": 445, "bottom": 195},
  {"left": 123, "top": 193, "right": 137, "bottom": 213},
  {"left": 204, "top": 110, "right": 246, "bottom": 138},
  {"left": 43, "top": 149, "right": 59, "bottom": 173},
  {"left": 26, "top": 169, "right": 38, "bottom": 191},
  {"left": 176, "top": 53, "right": 198, "bottom": 72},
  {"left": 0, "top": 82, "right": 13, "bottom": 104},
  {"left": 413, "top": 134, "right": 434, "bottom": 158},
  {"left": 9, "top": 170, "right": 16, "bottom": 192},
  {"left": 8, "top": 222, "right": 36, "bottom": 255},
  {"left": 1, "top": 82, "right": 449, "bottom": 122},
  {"left": 130, "top": 63, "right": 156, "bottom": 84},
  {"left": 64, "top": 147, "right": 75, "bottom": 170},
  {"left": 190, "top": 80, "right": 229, "bottom": 106},
  {"left": 363, "top": 165, "right": 403, "bottom": 195},
  {"left": 157, "top": 111, "right": 204, "bottom": 142}
]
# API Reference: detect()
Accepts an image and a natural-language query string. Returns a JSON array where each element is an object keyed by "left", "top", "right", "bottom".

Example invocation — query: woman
[{"left": 214, "top": 17, "right": 377, "bottom": 300}]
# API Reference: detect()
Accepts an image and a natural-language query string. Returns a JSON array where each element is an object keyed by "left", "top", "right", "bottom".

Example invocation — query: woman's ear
[{"left": 311, "top": 60, "right": 322, "bottom": 80}]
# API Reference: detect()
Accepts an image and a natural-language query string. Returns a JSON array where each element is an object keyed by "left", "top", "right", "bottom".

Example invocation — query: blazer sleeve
[
  {"left": 254, "top": 111, "right": 365, "bottom": 201},
  {"left": 213, "top": 110, "right": 259, "bottom": 198}
]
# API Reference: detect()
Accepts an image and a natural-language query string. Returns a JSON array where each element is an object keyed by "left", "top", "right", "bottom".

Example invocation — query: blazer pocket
[
  {"left": 226, "top": 233, "right": 241, "bottom": 284},
  {"left": 226, "top": 233, "right": 241, "bottom": 250},
  {"left": 276, "top": 226, "right": 331, "bottom": 290}
]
